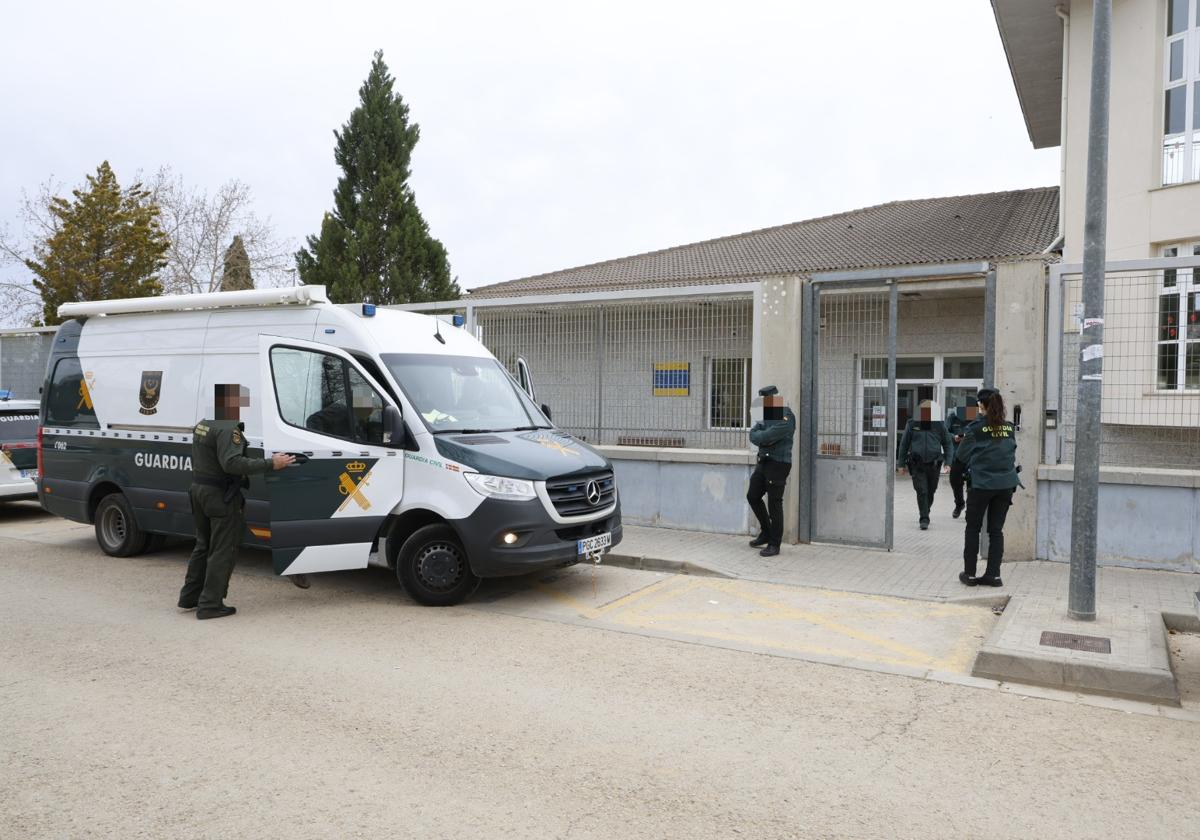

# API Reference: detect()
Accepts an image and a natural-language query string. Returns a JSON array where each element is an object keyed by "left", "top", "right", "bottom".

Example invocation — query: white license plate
[
  {"left": 19, "top": 470, "right": 37, "bottom": 480},
  {"left": 577, "top": 532, "right": 612, "bottom": 555}
]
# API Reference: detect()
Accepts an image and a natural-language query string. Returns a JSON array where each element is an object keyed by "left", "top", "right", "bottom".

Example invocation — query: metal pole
[
  {"left": 982, "top": 266, "right": 997, "bottom": 386},
  {"left": 885, "top": 281, "right": 898, "bottom": 552},
  {"left": 797, "top": 281, "right": 816, "bottom": 542},
  {"left": 1069, "top": 0, "right": 1112, "bottom": 622},
  {"left": 594, "top": 308, "right": 605, "bottom": 443}
]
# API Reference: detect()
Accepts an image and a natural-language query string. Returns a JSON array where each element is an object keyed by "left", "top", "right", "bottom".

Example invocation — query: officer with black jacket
[
  {"left": 958, "top": 387, "right": 1021, "bottom": 588},
  {"left": 947, "top": 396, "right": 979, "bottom": 518},
  {"left": 747, "top": 385, "right": 796, "bottom": 557},
  {"left": 898, "top": 399, "right": 952, "bottom": 530},
  {"left": 178, "top": 384, "right": 295, "bottom": 620}
]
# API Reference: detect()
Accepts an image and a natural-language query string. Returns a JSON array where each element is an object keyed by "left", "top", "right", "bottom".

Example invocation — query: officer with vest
[
  {"left": 747, "top": 385, "right": 796, "bottom": 557},
  {"left": 178, "top": 384, "right": 295, "bottom": 620},
  {"left": 946, "top": 396, "right": 979, "bottom": 519},
  {"left": 898, "top": 399, "right": 952, "bottom": 530},
  {"left": 959, "top": 387, "right": 1020, "bottom": 588}
]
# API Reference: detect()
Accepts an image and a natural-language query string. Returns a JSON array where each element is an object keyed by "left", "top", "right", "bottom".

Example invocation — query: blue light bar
[
  {"left": 452, "top": 314, "right": 465, "bottom": 327},
  {"left": 362, "top": 303, "right": 377, "bottom": 317}
]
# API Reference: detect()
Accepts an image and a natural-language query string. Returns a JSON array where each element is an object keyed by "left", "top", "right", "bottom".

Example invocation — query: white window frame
[
  {"left": 857, "top": 354, "right": 983, "bottom": 457},
  {"left": 1162, "top": 0, "right": 1200, "bottom": 185},
  {"left": 1157, "top": 241, "right": 1200, "bottom": 390},
  {"left": 706, "top": 356, "right": 752, "bottom": 430}
]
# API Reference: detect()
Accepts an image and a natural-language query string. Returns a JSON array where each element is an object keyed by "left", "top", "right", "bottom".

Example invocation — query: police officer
[
  {"left": 898, "top": 399, "right": 952, "bottom": 530},
  {"left": 946, "top": 396, "right": 979, "bottom": 519},
  {"left": 959, "top": 387, "right": 1020, "bottom": 588},
  {"left": 747, "top": 385, "right": 796, "bottom": 557},
  {"left": 178, "top": 384, "right": 295, "bottom": 620}
]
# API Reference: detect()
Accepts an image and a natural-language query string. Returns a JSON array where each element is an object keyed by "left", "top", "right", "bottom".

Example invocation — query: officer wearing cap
[
  {"left": 178, "top": 384, "right": 296, "bottom": 620},
  {"left": 958, "top": 386, "right": 1020, "bottom": 588},
  {"left": 746, "top": 385, "right": 796, "bottom": 557}
]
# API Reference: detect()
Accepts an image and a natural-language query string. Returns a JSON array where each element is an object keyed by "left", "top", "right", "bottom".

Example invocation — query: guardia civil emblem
[{"left": 139, "top": 370, "right": 163, "bottom": 416}]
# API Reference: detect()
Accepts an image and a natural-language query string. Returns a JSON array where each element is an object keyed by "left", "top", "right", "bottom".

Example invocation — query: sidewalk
[
  {"left": 608, "top": 524, "right": 1200, "bottom": 623},
  {"left": 606, "top": 516, "right": 1200, "bottom": 705}
]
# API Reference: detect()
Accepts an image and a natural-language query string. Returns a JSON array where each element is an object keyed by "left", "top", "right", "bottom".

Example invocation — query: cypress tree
[
  {"left": 220, "top": 235, "right": 254, "bottom": 291},
  {"left": 296, "top": 51, "right": 459, "bottom": 305},
  {"left": 26, "top": 161, "right": 168, "bottom": 326}
]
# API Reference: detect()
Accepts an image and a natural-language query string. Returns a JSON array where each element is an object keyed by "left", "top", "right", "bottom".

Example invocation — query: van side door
[{"left": 258, "top": 335, "right": 405, "bottom": 576}]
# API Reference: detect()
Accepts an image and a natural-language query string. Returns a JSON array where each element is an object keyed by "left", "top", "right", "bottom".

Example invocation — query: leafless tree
[
  {"left": 0, "top": 179, "right": 65, "bottom": 327},
  {"left": 150, "top": 168, "right": 293, "bottom": 294}
]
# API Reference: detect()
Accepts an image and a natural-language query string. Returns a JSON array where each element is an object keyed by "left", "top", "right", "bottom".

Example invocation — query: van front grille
[{"left": 545, "top": 471, "right": 615, "bottom": 517}]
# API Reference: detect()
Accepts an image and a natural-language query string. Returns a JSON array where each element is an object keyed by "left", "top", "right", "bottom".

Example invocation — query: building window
[
  {"left": 1163, "top": 0, "right": 1200, "bottom": 184},
  {"left": 1158, "top": 243, "right": 1200, "bottom": 390},
  {"left": 708, "top": 358, "right": 751, "bottom": 428}
]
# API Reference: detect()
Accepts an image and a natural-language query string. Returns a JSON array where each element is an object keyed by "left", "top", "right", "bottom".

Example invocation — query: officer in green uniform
[
  {"left": 747, "top": 385, "right": 796, "bottom": 557},
  {"left": 898, "top": 399, "right": 952, "bottom": 530},
  {"left": 946, "top": 396, "right": 979, "bottom": 519},
  {"left": 178, "top": 384, "right": 295, "bottom": 620},
  {"left": 959, "top": 387, "right": 1021, "bottom": 588}
]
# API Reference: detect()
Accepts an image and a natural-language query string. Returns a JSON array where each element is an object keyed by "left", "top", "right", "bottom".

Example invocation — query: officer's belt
[{"left": 192, "top": 475, "right": 228, "bottom": 489}]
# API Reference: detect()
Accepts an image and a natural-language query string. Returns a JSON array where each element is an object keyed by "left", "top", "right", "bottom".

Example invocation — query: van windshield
[{"left": 382, "top": 354, "right": 550, "bottom": 434}]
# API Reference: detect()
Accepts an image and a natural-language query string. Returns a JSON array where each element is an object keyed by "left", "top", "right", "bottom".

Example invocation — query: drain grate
[{"left": 1039, "top": 631, "right": 1112, "bottom": 654}]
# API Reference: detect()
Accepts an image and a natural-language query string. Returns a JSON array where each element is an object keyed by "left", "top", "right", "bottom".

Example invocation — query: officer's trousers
[
  {"left": 180, "top": 485, "right": 244, "bottom": 610},
  {"left": 747, "top": 459, "right": 791, "bottom": 547},
  {"left": 963, "top": 487, "right": 1015, "bottom": 579},
  {"left": 949, "top": 459, "right": 968, "bottom": 509},
  {"left": 908, "top": 461, "right": 942, "bottom": 524}
]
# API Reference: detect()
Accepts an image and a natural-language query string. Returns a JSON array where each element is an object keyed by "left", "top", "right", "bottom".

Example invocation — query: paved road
[{"left": 3, "top": 503, "right": 1198, "bottom": 839}]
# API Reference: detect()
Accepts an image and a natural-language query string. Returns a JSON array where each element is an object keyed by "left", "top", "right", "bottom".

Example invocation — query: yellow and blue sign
[{"left": 653, "top": 362, "right": 690, "bottom": 396}]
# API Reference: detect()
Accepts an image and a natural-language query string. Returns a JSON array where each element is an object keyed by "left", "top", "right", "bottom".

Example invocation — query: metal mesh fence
[
  {"left": 816, "top": 290, "right": 888, "bottom": 458},
  {"left": 1057, "top": 268, "right": 1200, "bottom": 469},
  {"left": 476, "top": 296, "right": 754, "bottom": 449},
  {"left": 0, "top": 331, "right": 54, "bottom": 399}
]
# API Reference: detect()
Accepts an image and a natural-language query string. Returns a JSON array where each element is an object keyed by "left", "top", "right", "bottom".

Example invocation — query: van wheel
[
  {"left": 95, "top": 493, "right": 150, "bottom": 557},
  {"left": 396, "top": 524, "right": 479, "bottom": 606}
]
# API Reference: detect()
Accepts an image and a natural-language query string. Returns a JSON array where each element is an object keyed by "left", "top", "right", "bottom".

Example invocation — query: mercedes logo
[{"left": 585, "top": 479, "right": 602, "bottom": 506}]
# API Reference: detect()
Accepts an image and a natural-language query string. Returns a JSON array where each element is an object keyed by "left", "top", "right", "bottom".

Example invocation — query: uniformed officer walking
[
  {"left": 178, "top": 384, "right": 295, "bottom": 620},
  {"left": 959, "top": 387, "right": 1021, "bottom": 588},
  {"left": 746, "top": 385, "right": 796, "bottom": 557},
  {"left": 946, "top": 396, "right": 979, "bottom": 518},
  {"left": 898, "top": 399, "right": 952, "bottom": 530}
]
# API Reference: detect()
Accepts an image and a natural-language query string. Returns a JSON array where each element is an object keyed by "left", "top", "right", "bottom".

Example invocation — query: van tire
[
  {"left": 94, "top": 493, "right": 150, "bottom": 557},
  {"left": 396, "top": 524, "right": 479, "bottom": 606}
]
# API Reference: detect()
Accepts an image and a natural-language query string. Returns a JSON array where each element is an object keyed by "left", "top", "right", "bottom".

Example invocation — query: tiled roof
[{"left": 467, "top": 187, "right": 1059, "bottom": 299}]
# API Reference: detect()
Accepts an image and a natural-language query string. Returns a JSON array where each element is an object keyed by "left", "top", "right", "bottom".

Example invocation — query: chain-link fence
[
  {"left": 1055, "top": 264, "right": 1200, "bottom": 469},
  {"left": 815, "top": 290, "right": 890, "bottom": 458},
  {"left": 0, "top": 330, "right": 55, "bottom": 399},
  {"left": 475, "top": 295, "right": 755, "bottom": 450}
]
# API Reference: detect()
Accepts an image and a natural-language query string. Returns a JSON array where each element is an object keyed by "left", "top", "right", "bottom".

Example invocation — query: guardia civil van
[{"left": 37, "top": 286, "right": 621, "bottom": 605}]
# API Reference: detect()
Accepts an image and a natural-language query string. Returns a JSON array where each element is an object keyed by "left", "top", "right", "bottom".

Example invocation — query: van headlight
[{"left": 464, "top": 472, "right": 537, "bottom": 501}]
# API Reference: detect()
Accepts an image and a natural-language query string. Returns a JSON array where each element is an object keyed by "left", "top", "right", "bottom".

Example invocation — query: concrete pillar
[
  {"left": 993, "top": 258, "right": 1047, "bottom": 561},
  {"left": 757, "top": 275, "right": 804, "bottom": 543}
]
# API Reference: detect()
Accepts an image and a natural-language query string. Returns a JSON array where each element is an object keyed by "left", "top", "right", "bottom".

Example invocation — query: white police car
[{"left": 0, "top": 393, "right": 40, "bottom": 502}]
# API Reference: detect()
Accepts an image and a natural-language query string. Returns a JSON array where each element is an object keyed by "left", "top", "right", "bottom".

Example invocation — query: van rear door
[{"left": 258, "top": 335, "right": 405, "bottom": 576}]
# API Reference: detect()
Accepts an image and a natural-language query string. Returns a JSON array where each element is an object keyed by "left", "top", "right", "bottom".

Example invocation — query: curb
[{"left": 602, "top": 552, "right": 736, "bottom": 579}]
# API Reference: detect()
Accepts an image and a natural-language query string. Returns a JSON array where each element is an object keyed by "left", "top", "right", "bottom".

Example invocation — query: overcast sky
[{"left": 1, "top": 0, "right": 1058, "bottom": 321}]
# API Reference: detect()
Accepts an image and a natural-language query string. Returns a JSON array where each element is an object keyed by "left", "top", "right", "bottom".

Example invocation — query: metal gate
[{"left": 800, "top": 281, "right": 897, "bottom": 549}]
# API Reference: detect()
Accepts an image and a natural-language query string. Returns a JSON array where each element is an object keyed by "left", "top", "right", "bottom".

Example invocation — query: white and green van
[{"left": 38, "top": 286, "right": 621, "bottom": 605}]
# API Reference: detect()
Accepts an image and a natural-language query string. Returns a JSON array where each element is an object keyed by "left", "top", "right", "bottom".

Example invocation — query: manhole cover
[{"left": 1039, "top": 631, "right": 1112, "bottom": 654}]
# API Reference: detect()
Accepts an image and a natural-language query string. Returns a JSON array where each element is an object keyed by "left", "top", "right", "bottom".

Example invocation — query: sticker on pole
[
  {"left": 1080, "top": 317, "right": 1104, "bottom": 335},
  {"left": 1081, "top": 344, "right": 1104, "bottom": 362}
]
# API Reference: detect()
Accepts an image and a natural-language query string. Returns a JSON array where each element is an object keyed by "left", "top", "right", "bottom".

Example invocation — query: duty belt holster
[{"left": 193, "top": 474, "right": 244, "bottom": 504}]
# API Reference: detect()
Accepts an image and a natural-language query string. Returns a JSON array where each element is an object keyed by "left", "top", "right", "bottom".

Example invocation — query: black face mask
[
  {"left": 919, "top": 419, "right": 931, "bottom": 431},
  {"left": 764, "top": 406, "right": 784, "bottom": 422}
]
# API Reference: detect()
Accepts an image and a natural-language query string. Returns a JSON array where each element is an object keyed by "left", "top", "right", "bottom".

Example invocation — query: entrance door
[
  {"left": 258, "top": 335, "right": 405, "bottom": 575},
  {"left": 803, "top": 282, "right": 897, "bottom": 550}
]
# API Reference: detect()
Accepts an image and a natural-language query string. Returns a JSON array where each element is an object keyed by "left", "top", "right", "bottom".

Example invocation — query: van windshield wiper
[
  {"left": 432, "top": 428, "right": 493, "bottom": 435},
  {"left": 504, "top": 425, "right": 553, "bottom": 431}
]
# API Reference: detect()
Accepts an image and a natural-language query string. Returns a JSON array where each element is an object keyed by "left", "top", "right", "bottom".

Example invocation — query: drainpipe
[{"left": 1056, "top": 4, "right": 1071, "bottom": 247}]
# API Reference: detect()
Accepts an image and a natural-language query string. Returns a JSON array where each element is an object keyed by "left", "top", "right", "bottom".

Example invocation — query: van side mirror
[
  {"left": 540, "top": 403, "right": 552, "bottom": 422},
  {"left": 383, "top": 404, "right": 404, "bottom": 445}
]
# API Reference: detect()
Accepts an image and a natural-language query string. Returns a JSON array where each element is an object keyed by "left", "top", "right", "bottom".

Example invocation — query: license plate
[
  {"left": 577, "top": 532, "right": 612, "bottom": 555},
  {"left": 19, "top": 470, "right": 37, "bottom": 480}
]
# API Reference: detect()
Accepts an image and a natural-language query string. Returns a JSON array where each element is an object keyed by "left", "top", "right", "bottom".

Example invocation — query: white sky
[{"left": 1, "top": 0, "right": 1058, "bottom": 317}]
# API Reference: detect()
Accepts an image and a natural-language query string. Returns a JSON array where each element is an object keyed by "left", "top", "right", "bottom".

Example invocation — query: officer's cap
[{"left": 758, "top": 385, "right": 779, "bottom": 397}]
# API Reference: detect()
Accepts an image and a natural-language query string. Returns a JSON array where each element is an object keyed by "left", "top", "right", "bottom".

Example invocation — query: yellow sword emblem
[{"left": 337, "top": 470, "right": 372, "bottom": 512}]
